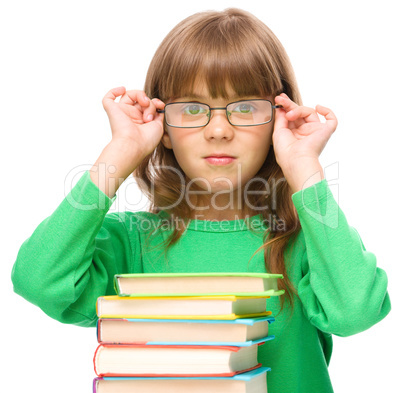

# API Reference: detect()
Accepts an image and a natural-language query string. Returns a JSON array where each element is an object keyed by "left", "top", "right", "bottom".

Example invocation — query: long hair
[{"left": 134, "top": 8, "right": 302, "bottom": 311}]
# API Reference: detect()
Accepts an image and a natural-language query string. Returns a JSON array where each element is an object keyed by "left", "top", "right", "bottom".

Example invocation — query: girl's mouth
[{"left": 204, "top": 157, "right": 236, "bottom": 165}]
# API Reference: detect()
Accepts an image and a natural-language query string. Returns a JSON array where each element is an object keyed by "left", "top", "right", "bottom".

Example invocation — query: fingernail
[
  {"left": 144, "top": 95, "right": 150, "bottom": 102},
  {"left": 288, "top": 110, "right": 294, "bottom": 116},
  {"left": 147, "top": 114, "right": 154, "bottom": 121}
]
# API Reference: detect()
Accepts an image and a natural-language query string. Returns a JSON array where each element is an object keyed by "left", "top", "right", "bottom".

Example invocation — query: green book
[{"left": 114, "top": 272, "right": 285, "bottom": 297}]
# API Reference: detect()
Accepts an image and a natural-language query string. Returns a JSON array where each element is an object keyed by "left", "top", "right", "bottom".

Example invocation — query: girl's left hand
[{"left": 272, "top": 93, "right": 338, "bottom": 172}]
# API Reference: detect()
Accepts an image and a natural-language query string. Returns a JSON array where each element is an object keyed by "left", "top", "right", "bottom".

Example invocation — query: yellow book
[{"left": 96, "top": 295, "right": 272, "bottom": 320}]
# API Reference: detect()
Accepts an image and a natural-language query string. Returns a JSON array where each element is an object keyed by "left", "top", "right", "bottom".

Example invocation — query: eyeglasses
[{"left": 156, "top": 99, "right": 282, "bottom": 128}]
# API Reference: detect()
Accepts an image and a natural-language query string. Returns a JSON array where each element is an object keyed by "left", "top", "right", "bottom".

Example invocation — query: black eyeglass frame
[{"left": 156, "top": 99, "right": 283, "bottom": 128}]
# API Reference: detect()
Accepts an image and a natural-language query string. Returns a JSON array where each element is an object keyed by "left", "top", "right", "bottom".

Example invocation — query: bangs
[{"left": 145, "top": 9, "right": 286, "bottom": 102}]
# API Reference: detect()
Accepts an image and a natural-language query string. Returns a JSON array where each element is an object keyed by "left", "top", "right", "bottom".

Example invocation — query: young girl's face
[{"left": 161, "top": 81, "right": 274, "bottom": 198}]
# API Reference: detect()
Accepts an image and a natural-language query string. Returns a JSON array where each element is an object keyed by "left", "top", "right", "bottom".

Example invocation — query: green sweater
[{"left": 11, "top": 171, "right": 391, "bottom": 392}]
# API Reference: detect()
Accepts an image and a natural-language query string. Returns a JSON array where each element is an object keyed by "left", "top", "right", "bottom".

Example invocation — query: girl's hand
[
  {"left": 272, "top": 93, "right": 338, "bottom": 172},
  {"left": 102, "top": 87, "right": 165, "bottom": 159},
  {"left": 271, "top": 93, "right": 338, "bottom": 193},
  {"left": 90, "top": 87, "right": 165, "bottom": 198}
]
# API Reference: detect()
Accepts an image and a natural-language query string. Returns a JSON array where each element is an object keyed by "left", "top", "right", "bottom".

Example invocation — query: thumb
[
  {"left": 151, "top": 98, "right": 165, "bottom": 128},
  {"left": 273, "top": 107, "right": 288, "bottom": 131},
  {"left": 272, "top": 108, "right": 295, "bottom": 148}
]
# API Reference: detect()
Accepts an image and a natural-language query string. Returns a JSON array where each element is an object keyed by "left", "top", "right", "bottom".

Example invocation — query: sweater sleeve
[
  {"left": 292, "top": 179, "right": 391, "bottom": 337},
  {"left": 11, "top": 171, "right": 140, "bottom": 327}
]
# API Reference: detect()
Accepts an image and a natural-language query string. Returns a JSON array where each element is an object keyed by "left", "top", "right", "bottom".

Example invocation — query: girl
[{"left": 11, "top": 8, "right": 390, "bottom": 393}]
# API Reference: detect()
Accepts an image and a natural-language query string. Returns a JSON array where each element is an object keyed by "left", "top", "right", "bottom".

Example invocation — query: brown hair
[{"left": 135, "top": 8, "right": 302, "bottom": 311}]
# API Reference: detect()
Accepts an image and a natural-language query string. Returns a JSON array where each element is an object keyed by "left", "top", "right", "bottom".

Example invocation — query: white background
[{"left": 2, "top": 0, "right": 401, "bottom": 392}]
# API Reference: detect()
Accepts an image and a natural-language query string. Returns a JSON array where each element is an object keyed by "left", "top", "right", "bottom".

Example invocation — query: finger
[
  {"left": 102, "top": 86, "right": 126, "bottom": 112},
  {"left": 152, "top": 99, "right": 166, "bottom": 126},
  {"left": 273, "top": 107, "right": 288, "bottom": 131},
  {"left": 151, "top": 98, "right": 166, "bottom": 110},
  {"left": 286, "top": 105, "right": 320, "bottom": 123},
  {"left": 142, "top": 99, "right": 158, "bottom": 122},
  {"left": 120, "top": 90, "right": 150, "bottom": 108},
  {"left": 125, "top": 104, "right": 144, "bottom": 122},
  {"left": 272, "top": 108, "right": 296, "bottom": 147},
  {"left": 142, "top": 98, "right": 166, "bottom": 123},
  {"left": 316, "top": 105, "right": 338, "bottom": 132},
  {"left": 274, "top": 93, "right": 298, "bottom": 112},
  {"left": 133, "top": 98, "right": 164, "bottom": 112}
]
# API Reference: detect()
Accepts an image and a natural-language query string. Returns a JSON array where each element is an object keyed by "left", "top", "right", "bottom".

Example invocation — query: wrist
[
  {"left": 90, "top": 141, "right": 144, "bottom": 198},
  {"left": 283, "top": 159, "right": 324, "bottom": 194}
]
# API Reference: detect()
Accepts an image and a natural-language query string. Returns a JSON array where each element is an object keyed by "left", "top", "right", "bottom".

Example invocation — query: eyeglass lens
[{"left": 165, "top": 100, "right": 273, "bottom": 127}]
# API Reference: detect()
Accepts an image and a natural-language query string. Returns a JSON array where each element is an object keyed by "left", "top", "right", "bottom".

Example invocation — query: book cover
[
  {"left": 114, "top": 272, "right": 285, "bottom": 297},
  {"left": 96, "top": 295, "right": 272, "bottom": 320},
  {"left": 93, "top": 367, "right": 271, "bottom": 393},
  {"left": 97, "top": 316, "right": 275, "bottom": 346},
  {"left": 93, "top": 344, "right": 263, "bottom": 377}
]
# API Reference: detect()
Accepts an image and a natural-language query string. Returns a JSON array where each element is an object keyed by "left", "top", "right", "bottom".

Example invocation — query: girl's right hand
[{"left": 102, "top": 86, "right": 165, "bottom": 159}]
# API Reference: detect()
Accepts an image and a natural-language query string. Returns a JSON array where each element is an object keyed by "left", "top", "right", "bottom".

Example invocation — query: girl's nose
[{"left": 203, "top": 110, "right": 234, "bottom": 140}]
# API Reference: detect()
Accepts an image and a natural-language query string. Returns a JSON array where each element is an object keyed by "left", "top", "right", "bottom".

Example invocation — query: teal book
[{"left": 97, "top": 316, "right": 275, "bottom": 346}]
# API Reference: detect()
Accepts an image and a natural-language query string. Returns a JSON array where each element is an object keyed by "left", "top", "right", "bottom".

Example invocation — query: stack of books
[{"left": 92, "top": 272, "right": 284, "bottom": 393}]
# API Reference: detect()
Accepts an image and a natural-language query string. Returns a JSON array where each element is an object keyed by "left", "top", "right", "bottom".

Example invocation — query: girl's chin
[{"left": 188, "top": 178, "right": 240, "bottom": 192}]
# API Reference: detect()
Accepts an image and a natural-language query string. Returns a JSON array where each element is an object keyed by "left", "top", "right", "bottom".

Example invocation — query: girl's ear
[{"left": 161, "top": 130, "right": 173, "bottom": 149}]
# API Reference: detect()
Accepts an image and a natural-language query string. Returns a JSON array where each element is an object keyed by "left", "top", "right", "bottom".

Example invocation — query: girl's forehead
[
  {"left": 182, "top": 80, "right": 232, "bottom": 99},
  {"left": 188, "top": 79, "right": 233, "bottom": 98},
  {"left": 173, "top": 79, "right": 270, "bottom": 102}
]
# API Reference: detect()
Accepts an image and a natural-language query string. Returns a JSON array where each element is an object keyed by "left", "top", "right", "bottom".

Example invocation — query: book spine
[
  {"left": 93, "top": 344, "right": 102, "bottom": 376},
  {"left": 113, "top": 275, "right": 121, "bottom": 296},
  {"left": 95, "top": 297, "right": 100, "bottom": 316},
  {"left": 92, "top": 377, "right": 100, "bottom": 393},
  {"left": 96, "top": 319, "right": 100, "bottom": 343}
]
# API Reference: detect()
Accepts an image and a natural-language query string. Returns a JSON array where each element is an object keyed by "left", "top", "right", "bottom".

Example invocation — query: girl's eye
[
  {"left": 232, "top": 103, "right": 255, "bottom": 113},
  {"left": 183, "top": 104, "right": 207, "bottom": 115}
]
